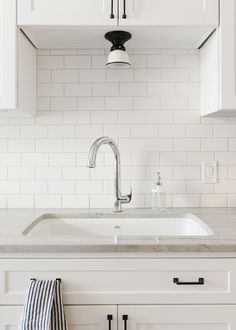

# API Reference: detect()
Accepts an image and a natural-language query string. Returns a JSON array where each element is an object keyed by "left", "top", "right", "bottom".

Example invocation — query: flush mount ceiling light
[{"left": 105, "top": 30, "right": 132, "bottom": 69}]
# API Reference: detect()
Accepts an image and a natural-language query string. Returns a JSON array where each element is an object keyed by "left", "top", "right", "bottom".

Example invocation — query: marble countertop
[{"left": 0, "top": 207, "right": 236, "bottom": 255}]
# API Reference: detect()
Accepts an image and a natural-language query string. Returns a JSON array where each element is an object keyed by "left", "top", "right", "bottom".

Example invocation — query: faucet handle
[{"left": 127, "top": 188, "right": 132, "bottom": 202}]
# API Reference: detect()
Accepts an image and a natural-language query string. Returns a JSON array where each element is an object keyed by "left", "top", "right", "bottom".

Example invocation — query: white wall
[{"left": 0, "top": 48, "right": 236, "bottom": 208}]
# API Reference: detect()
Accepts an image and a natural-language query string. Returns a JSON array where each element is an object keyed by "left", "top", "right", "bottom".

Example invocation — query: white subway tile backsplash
[
  {"left": 133, "top": 96, "right": 161, "bottom": 110},
  {"left": 8, "top": 167, "right": 34, "bottom": 180},
  {"left": 161, "top": 96, "right": 188, "bottom": 109},
  {"left": 174, "top": 138, "right": 200, "bottom": 151},
  {"left": 78, "top": 97, "right": 105, "bottom": 110},
  {"left": 91, "top": 111, "right": 117, "bottom": 124},
  {"left": 118, "top": 111, "right": 145, "bottom": 124},
  {"left": 174, "top": 55, "right": 199, "bottom": 68},
  {"left": 34, "top": 195, "right": 61, "bottom": 208},
  {"left": 186, "top": 125, "right": 213, "bottom": 137},
  {"left": 49, "top": 153, "right": 76, "bottom": 167},
  {"left": 63, "top": 167, "right": 89, "bottom": 180},
  {"left": 65, "top": 83, "right": 91, "bottom": 96},
  {"left": 1, "top": 48, "right": 235, "bottom": 208},
  {"left": 7, "top": 195, "right": 34, "bottom": 208},
  {"left": 107, "top": 69, "right": 133, "bottom": 82},
  {"left": 21, "top": 126, "right": 48, "bottom": 138},
  {"left": 146, "top": 138, "right": 173, "bottom": 151},
  {"left": 48, "top": 125, "right": 75, "bottom": 138},
  {"left": 173, "top": 194, "right": 200, "bottom": 207},
  {"left": 201, "top": 194, "right": 227, "bottom": 207},
  {"left": 38, "top": 56, "right": 63, "bottom": 69},
  {"left": 35, "top": 167, "right": 62, "bottom": 181},
  {"left": 21, "top": 181, "right": 47, "bottom": 194},
  {"left": 147, "top": 83, "right": 174, "bottom": 96},
  {"left": 62, "top": 194, "right": 89, "bottom": 208},
  {"left": 134, "top": 69, "right": 161, "bottom": 82},
  {"left": 76, "top": 125, "right": 103, "bottom": 138},
  {"left": 65, "top": 56, "right": 91, "bottom": 68},
  {"left": 147, "top": 55, "right": 174, "bottom": 68},
  {"left": 48, "top": 181, "right": 75, "bottom": 194},
  {"left": 38, "top": 84, "right": 64, "bottom": 97},
  {"left": 160, "top": 152, "right": 187, "bottom": 165},
  {"left": 9, "top": 140, "right": 35, "bottom": 152},
  {"left": 35, "top": 139, "right": 62, "bottom": 152},
  {"left": 51, "top": 97, "right": 77, "bottom": 111},
  {"left": 159, "top": 124, "right": 185, "bottom": 137},
  {"left": 37, "top": 70, "right": 51, "bottom": 83},
  {"left": 162, "top": 69, "right": 188, "bottom": 82},
  {"left": 80, "top": 69, "right": 106, "bottom": 82},
  {"left": 52, "top": 70, "right": 78, "bottom": 83},
  {"left": 120, "top": 83, "right": 146, "bottom": 96},
  {"left": 106, "top": 97, "right": 132, "bottom": 110},
  {"left": 131, "top": 125, "right": 158, "bottom": 138},
  {"left": 92, "top": 83, "right": 119, "bottom": 96}
]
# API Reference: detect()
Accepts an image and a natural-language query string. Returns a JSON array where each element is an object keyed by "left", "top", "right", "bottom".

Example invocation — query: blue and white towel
[{"left": 19, "top": 279, "right": 67, "bottom": 330}]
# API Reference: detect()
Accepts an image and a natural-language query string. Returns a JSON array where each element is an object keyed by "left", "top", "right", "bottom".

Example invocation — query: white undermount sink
[{"left": 22, "top": 213, "right": 213, "bottom": 242}]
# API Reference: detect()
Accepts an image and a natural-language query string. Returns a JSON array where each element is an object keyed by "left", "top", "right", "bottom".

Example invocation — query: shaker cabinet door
[
  {"left": 0, "top": 306, "right": 117, "bottom": 330},
  {"left": 17, "top": 0, "right": 117, "bottom": 26},
  {"left": 119, "top": 0, "right": 218, "bottom": 26},
  {"left": 0, "top": 0, "right": 16, "bottom": 109},
  {"left": 118, "top": 305, "right": 236, "bottom": 330}
]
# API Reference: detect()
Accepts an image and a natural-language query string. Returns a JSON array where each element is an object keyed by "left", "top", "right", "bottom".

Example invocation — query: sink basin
[{"left": 22, "top": 213, "right": 213, "bottom": 240}]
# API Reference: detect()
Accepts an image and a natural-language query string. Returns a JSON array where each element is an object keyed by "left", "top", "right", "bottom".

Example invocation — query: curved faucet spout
[{"left": 87, "top": 136, "right": 132, "bottom": 212}]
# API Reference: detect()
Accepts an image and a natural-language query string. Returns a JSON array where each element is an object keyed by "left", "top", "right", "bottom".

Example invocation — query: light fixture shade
[
  {"left": 105, "top": 31, "right": 132, "bottom": 69},
  {"left": 106, "top": 49, "right": 131, "bottom": 69}
]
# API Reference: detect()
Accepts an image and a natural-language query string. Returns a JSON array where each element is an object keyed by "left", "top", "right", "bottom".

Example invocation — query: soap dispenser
[{"left": 151, "top": 172, "right": 166, "bottom": 211}]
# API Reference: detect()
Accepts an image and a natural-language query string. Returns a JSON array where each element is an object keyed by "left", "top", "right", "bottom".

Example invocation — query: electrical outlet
[{"left": 202, "top": 161, "right": 218, "bottom": 184}]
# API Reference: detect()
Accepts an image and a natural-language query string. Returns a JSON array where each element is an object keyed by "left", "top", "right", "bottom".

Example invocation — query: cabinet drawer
[{"left": 0, "top": 258, "right": 235, "bottom": 305}]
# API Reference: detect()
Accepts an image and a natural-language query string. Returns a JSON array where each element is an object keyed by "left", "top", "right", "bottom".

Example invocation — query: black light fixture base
[{"left": 105, "top": 31, "right": 132, "bottom": 51}]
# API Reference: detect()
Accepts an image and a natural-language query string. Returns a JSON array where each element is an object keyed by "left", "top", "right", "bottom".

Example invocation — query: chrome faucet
[{"left": 87, "top": 136, "right": 132, "bottom": 212}]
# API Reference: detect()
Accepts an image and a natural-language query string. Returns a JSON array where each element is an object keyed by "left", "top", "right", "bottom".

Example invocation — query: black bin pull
[
  {"left": 110, "top": 0, "right": 115, "bottom": 18},
  {"left": 122, "top": 0, "right": 127, "bottom": 18},
  {"left": 173, "top": 277, "right": 205, "bottom": 285},
  {"left": 107, "top": 315, "right": 113, "bottom": 330},
  {"left": 122, "top": 315, "right": 128, "bottom": 330}
]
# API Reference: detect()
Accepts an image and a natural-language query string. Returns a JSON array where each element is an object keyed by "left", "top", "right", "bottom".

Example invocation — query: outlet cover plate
[{"left": 202, "top": 161, "right": 218, "bottom": 184}]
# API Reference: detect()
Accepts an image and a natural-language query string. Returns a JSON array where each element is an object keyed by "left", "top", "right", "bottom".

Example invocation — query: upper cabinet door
[
  {"left": 17, "top": 0, "right": 117, "bottom": 26},
  {"left": 0, "top": 0, "right": 16, "bottom": 109},
  {"left": 119, "top": 0, "right": 218, "bottom": 26}
]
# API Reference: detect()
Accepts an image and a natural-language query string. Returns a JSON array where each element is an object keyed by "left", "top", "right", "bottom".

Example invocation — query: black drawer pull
[
  {"left": 110, "top": 0, "right": 114, "bottom": 18},
  {"left": 122, "top": 0, "right": 127, "bottom": 18},
  {"left": 123, "top": 315, "right": 128, "bottom": 330},
  {"left": 107, "top": 315, "right": 113, "bottom": 330},
  {"left": 173, "top": 277, "right": 204, "bottom": 285}
]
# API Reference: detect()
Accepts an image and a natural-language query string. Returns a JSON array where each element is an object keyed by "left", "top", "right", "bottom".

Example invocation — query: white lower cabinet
[
  {"left": 1, "top": 258, "right": 236, "bottom": 329},
  {"left": 1, "top": 305, "right": 236, "bottom": 330}
]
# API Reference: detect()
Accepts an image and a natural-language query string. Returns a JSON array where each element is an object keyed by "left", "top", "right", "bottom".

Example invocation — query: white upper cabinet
[
  {"left": 17, "top": 0, "right": 117, "bottom": 26},
  {"left": 17, "top": 0, "right": 219, "bottom": 49},
  {"left": 0, "top": 0, "right": 16, "bottom": 109},
  {"left": 119, "top": 0, "right": 218, "bottom": 26},
  {"left": 0, "top": 0, "right": 36, "bottom": 116},
  {"left": 201, "top": 0, "right": 236, "bottom": 116}
]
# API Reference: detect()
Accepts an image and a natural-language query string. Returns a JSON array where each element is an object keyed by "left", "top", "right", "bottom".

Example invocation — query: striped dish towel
[{"left": 19, "top": 279, "right": 68, "bottom": 330}]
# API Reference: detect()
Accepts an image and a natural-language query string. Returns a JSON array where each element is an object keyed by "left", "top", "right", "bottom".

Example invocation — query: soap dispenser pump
[{"left": 151, "top": 172, "right": 166, "bottom": 211}]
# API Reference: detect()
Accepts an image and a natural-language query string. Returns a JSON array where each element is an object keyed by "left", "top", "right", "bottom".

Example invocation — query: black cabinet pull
[
  {"left": 107, "top": 315, "right": 113, "bottom": 330},
  {"left": 173, "top": 277, "right": 204, "bottom": 285},
  {"left": 123, "top": 315, "right": 128, "bottom": 330},
  {"left": 122, "top": 0, "right": 127, "bottom": 18},
  {"left": 110, "top": 0, "right": 114, "bottom": 18}
]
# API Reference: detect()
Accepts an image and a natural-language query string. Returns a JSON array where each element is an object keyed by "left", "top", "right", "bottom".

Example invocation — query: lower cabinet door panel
[
  {"left": 118, "top": 305, "right": 236, "bottom": 330},
  {"left": 0, "top": 305, "right": 117, "bottom": 330}
]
